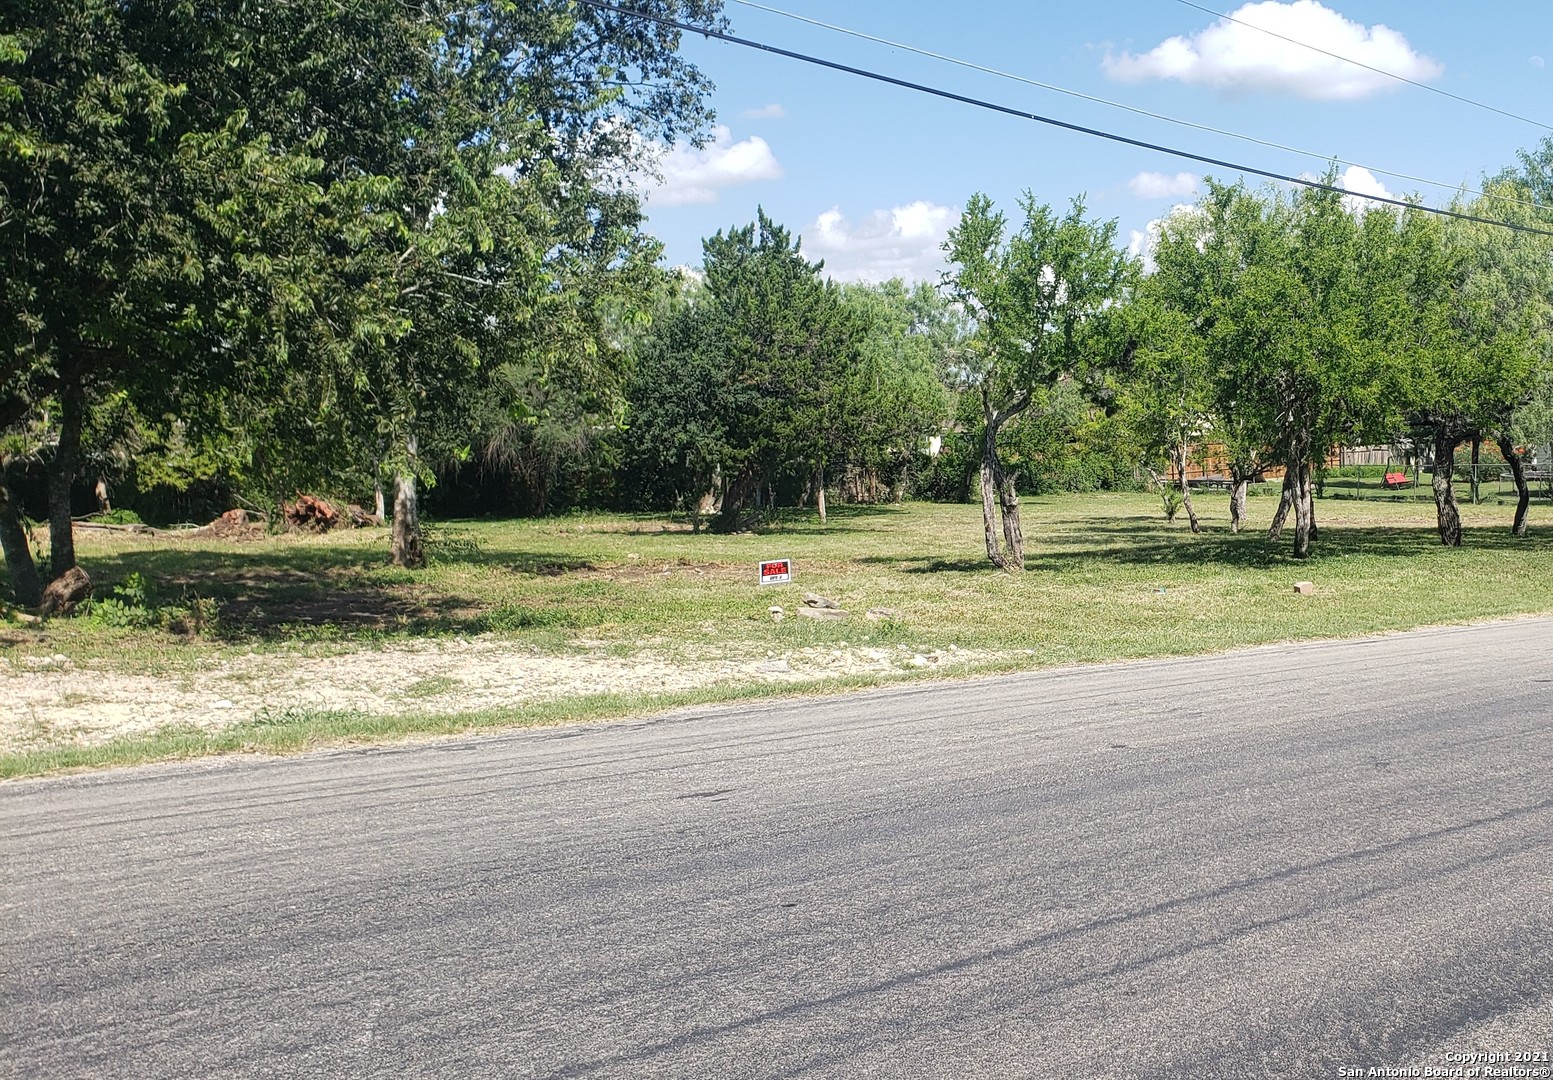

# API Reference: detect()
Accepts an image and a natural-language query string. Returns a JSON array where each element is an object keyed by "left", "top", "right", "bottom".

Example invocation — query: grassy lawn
[{"left": 4, "top": 491, "right": 1551, "bottom": 777}]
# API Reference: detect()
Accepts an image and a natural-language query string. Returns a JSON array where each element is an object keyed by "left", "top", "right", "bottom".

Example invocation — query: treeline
[
  {"left": 5, "top": 3, "right": 1553, "bottom": 605},
  {"left": 1119, "top": 164, "right": 1553, "bottom": 557}
]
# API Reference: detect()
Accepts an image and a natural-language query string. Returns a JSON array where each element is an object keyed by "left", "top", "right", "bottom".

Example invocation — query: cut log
[
  {"left": 284, "top": 495, "right": 341, "bottom": 532},
  {"left": 40, "top": 566, "right": 91, "bottom": 616}
]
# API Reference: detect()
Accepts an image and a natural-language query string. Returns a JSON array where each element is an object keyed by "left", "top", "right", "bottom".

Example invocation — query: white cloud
[
  {"left": 1335, "top": 164, "right": 1396, "bottom": 213},
  {"left": 803, "top": 200, "right": 959, "bottom": 283},
  {"left": 1128, "top": 203, "right": 1201, "bottom": 274},
  {"left": 1102, "top": 1, "right": 1443, "bottom": 101},
  {"left": 642, "top": 125, "right": 783, "bottom": 207},
  {"left": 1127, "top": 171, "right": 1199, "bottom": 199},
  {"left": 741, "top": 103, "right": 787, "bottom": 120},
  {"left": 1532, "top": 56, "right": 1547, "bottom": 69}
]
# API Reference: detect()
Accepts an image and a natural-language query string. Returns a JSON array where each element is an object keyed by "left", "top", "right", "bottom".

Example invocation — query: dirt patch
[
  {"left": 217, "top": 589, "right": 443, "bottom": 630},
  {"left": 156, "top": 567, "right": 477, "bottom": 632},
  {"left": 579, "top": 520, "right": 696, "bottom": 534},
  {"left": 0, "top": 639, "right": 1005, "bottom": 755}
]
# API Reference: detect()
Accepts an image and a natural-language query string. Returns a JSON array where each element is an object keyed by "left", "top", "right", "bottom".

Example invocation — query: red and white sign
[{"left": 758, "top": 558, "right": 792, "bottom": 586}]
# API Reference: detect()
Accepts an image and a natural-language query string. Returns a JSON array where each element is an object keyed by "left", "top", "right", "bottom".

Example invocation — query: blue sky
[{"left": 629, "top": 0, "right": 1553, "bottom": 282}]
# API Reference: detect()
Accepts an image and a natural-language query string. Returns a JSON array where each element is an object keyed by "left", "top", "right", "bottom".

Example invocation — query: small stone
[
  {"left": 758, "top": 659, "right": 790, "bottom": 673},
  {"left": 1293, "top": 580, "right": 1315, "bottom": 595},
  {"left": 865, "top": 607, "right": 898, "bottom": 622},
  {"left": 801, "top": 592, "right": 841, "bottom": 609},
  {"left": 769, "top": 605, "right": 784, "bottom": 622},
  {"left": 796, "top": 606, "right": 846, "bottom": 621},
  {"left": 907, "top": 655, "right": 930, "bottom": 669},
  {"left": 211, "top": 699, "right": 235, "bottom": 710}
]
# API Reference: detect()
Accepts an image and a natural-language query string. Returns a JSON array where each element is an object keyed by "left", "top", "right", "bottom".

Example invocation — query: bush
[{"left": 82, "top": 573, "right": 221, "bottom": 635}]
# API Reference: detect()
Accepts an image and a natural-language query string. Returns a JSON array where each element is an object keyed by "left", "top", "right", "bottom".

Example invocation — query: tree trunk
[
  {"left": 1469, "top": 433, "right": 1482, "bottom": 505},
  {"left": 1173, "top": 444, "right": 1200, "bottom": 534},
  {"left": 814, "top": 462, "right": 827, "bottom": 525},
  {"left": 390, "top": 474, "right": 424, "bottom": 568},
  {"left": 977, "top": 388, "right": 1031, "bottom": 572},
  {"left": 979, "top": 441, "right": 1006, "bottom": 569},
  {"left": 1432, "top": 426, "right": 1462, "bottom": 547},
  {"left": 48, "top": 377, "right": 84, "bottom": 580},
  {"left": 1305, "top": 467, "right": 1318, "bottom": 543},
  {"left": 979, "top": 424, "right": 1023, "bottom": 571},
  {"left": 1229, "top": 480, "right": 1248, "bottom": 533},
  {"left": 1269, "top": 470, "right": 1294, "bottom": 541},
  {"left": 1145, "top": 468, "right": 1175, "bottom": 521},
  {"left": 0, "top": 481, "right": 43, "bottom": 607},
  {"left": 1291, "top": 459, "right": 1314, "bottom": 559},
  {"left": 999, "top": 470, "right": 1024, "bottom": 568},
  {"left": 1228, "top": 465, "right": 1251, "bottom": 534},
  {"left": 712, "top": 464, "right": 756, "bottom": 533},
  {"left": 390, "top": 435, "right": 425, "bottom": 568},
  {"left": 694, "top": 462, "right": 723, "bottom": 531},
  {"left": 1498, "top": 436, "right": 1530, "bottom": 537}
]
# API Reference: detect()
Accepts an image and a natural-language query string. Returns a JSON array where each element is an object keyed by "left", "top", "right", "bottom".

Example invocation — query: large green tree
[
  {"left": 1, "top": 0, "right": 423, "bottom": 588},
  {"left": 1391, "top": 198, "right": 1547, "bottom": 545},
  {"left": 1182, "top": 180, "right": 1404, "bottom": 558},
  {"left": 1, "top": 0, "right": 724, "bottom": 591},
  {"left": 943, "top": 193, "right": 1135, "bottom": 570},
  {"left": 623, "top": 234, "right": 953, "bottom": 528},
  {"left": 833, "top": 280, "right": 955, "bottom": 505},
  {"left": 1479, "top": 146, "right": 1553, "bottom": 536}
]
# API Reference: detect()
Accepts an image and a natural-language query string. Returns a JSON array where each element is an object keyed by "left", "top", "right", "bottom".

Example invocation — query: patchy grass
[
  {"left": 0, "top": 674, "right": 918, "bottom": 780},
  {"left": 3, "top": 491, "right": 1551, "bottom": 778}
]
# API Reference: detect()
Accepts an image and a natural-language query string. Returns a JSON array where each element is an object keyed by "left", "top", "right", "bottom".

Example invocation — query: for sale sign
[{"left": 758, "top": 558, "right": 792, "bottom": 586}]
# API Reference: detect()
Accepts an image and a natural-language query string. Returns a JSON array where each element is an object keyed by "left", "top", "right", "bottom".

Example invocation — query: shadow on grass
[
  {"left": 23, "top": 511, "right": 1546, "bottom": 647},
  {"left": 61, "top": 543, "right": 608, "bottom": 644},
  {"left": 862, "top": 524, "right": 1549, "bottom": 575},
  {"left": 601, "top": 503, "right": 914, "bottom": 539}
]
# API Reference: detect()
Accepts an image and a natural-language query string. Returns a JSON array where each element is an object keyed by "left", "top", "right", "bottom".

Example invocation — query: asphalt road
[{"left": 4, "top": 619, "right": 1553, "bottom": 1079}]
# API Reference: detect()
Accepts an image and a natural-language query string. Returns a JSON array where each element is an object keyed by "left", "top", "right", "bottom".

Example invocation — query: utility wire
[
  {"left": 577, "top": 0, "right": 1553, "bottom": 238},
  {"left": 1171, "top": 0, "right": 1552, "bottom": 132},
  {"left": 728, "top": 0, "right": 1536, "bottom": 213}
]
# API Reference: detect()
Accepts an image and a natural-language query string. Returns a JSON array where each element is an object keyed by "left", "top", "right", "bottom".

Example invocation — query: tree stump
[{"left": 40, "top": 566, "right": 92, "bottom": 616}]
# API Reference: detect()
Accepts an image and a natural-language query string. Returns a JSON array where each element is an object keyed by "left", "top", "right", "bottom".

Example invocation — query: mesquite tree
[
  {"left": 1191, "top": 180, "right": 1403, "bottom": 558},
  {"left": 944, "top": 193, "right": 1135, "bottom": 571}
]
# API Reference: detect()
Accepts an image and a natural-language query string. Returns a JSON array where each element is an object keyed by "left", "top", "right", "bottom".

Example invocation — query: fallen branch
[{"left": 71, "top": 521, "right": 177, "bottom": 536}]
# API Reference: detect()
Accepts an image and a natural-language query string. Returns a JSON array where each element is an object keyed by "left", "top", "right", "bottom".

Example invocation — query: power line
[
  {"left": 1170, "top": 0, "right": 1552, "bottom": 132},
  {"left": 577, "top": 0, "right": 1553, "bottom": 239},
  {"left": 727, "top": 0, "right": 1535, "bottom": 213}
]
